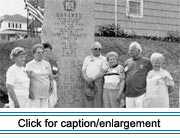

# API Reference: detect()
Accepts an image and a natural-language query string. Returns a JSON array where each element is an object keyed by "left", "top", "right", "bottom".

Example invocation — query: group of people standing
[
  {"left": 82, "top": 41, "right": 174, "bottom": 108},
  {"left": 5, "top": 41, "right": 174, "bottom": 108},
  {"left": 6, "top": 43, "right": 59, "bottom": 108}
]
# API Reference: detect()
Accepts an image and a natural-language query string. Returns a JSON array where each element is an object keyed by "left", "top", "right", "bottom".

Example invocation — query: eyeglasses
[
  {"left": 36, "top": 52, "right": 44, "bottom": 54},
  {"left": 94, "top": 48, "right": 101, "bottom": 51}
]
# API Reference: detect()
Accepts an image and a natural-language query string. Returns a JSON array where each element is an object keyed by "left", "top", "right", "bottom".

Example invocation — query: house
[
  {"left": 0, "top": 14, "right": 27, "bottom": 42},
  {"left": 33, "top": 0, "right": 180, "bottom": 38},
  {"left": 94, "top": 0, "right": 180, "bottom": 37}
]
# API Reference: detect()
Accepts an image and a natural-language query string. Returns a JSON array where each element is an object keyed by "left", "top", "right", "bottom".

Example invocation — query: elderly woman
[
  {"left": 6, "top": 47, "right": 30, "bottom": 108},
  {"left": 103, "top": 51, "right": 125, "bottom": 108},
  {"left": 26, "top": 44, "right": 52, "bottom": 108},
  {"left": 42, "top": 42, "right": 60, "bottom": 108},
  {"left": 143, "top": 53, "right": 174, "bottom": 108}
]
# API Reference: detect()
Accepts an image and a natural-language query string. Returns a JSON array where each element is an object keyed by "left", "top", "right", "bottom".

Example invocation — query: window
[
  {"left": 20, "top": 24, "right": 22, "bottom": 29},
  {"left": 12, "top": 23, "right": 14, "bottom": 28},
  {"left": 1, "top": 35, "right": 6, "bottom": 40},
  {"left": 16, "top": 23, "right": 18, "bottom": 28},
  {"left": 126, "top": 0, "right": 143, "bottom": 18},
  {"left": 8, "top": 23, "right": 10, "bottom": 28}
]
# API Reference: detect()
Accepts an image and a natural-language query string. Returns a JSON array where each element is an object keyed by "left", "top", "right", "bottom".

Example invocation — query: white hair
[
  {"left": 150, "top": 52, "right": 164, "bottom": 62},
  {"left": 10, "top": 47, "right": 26, "bottom": 60},
  {"left": 106, "top": 51, "right": 118, "bottom": 61},
  {"left": 91, "top": 41, "right": 102, "bottom": 49},
  {"left": 129, "top": 42, "right": 142, "bottom": 53}
]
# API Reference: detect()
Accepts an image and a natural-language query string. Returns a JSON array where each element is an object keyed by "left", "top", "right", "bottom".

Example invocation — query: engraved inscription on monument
[{"left": 42, "top": 0, "right": 94, "bottom": 107}]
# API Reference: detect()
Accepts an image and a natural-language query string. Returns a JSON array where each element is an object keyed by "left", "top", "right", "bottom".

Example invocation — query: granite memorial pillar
[{"left": 42, "top": 0, "right": 94, "bottom": 107}]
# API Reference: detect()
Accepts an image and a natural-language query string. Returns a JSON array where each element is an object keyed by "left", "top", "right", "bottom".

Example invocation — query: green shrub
[
  {"left": 97, "top": 24, "right": 124, "bottom": 37},
  {"left": 97, "top": 24, "right": 180, "bottom": 43},
  {"left": 164, "top": 31, "right": 180, "bottom": 42}
]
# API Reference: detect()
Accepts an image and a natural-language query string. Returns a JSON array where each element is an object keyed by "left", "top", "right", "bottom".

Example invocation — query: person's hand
[
  {"left": 26, "top": 71, "right": 35, "bottom": 78},
  {"left": 117, "top": 97, "right": 120, "bottom": 103},
  {"left": 49, "top": 74, "right": 54, "bottom": 80},
  {"left": 29, "top": 90, "right": 35, "bottom": 100},
  {"left": 117, "top": 94, "right": 121, "bottom": 103},
  {"left": 120, "top": 98, "right": 125, "bottom": 108},
  {"left": 86, "top": 77, "right": 95, "bottom": 84},
  {"left": 88, "top": 82, "right": 94, "bottom": 89},
  {"left": 14, "top": 101, "right": 20, "bottom": 108},
  {"left": 26, "top": 71, "right": 32, "bottom": 78},
  {"left": 49, "top": 81, "right": 54, "bottom": 94}
]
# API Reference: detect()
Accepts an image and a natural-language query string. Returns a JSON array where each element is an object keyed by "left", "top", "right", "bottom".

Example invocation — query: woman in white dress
[
  {"left": 143, "top": 53, "right": 174, "bottom": 108},
  {"left": 6, "top": 47, "right": 30, "bottom": 108}
]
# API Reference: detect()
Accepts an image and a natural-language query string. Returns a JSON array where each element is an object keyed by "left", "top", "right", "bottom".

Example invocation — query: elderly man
[
  {"left": 82, "top": 42, "right": 108, "bottom": 108},
  {"left": 124, "top": 42, "right": 152, "bottom": 108}
]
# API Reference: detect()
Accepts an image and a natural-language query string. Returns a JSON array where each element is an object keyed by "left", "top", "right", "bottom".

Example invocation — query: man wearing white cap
[
  {"left": 82, "top": 42, "right": 108, "bottom": 108},
  {"left": 124, "top": 42, "right": 152, "bottom": 108}
]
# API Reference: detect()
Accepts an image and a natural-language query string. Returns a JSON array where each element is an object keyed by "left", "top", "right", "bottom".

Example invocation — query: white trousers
[
  {"left": 30, "top": 98, "right": 49, "bottom": 108},
  {"left": 9, "top": 94, "right": 30, "bottom": 108},
  {"left": 48, "top": 80, "right": 58, "bottom": 108},
  {"left": 126, "top": 94, "right": 145, "bottom": 108}
]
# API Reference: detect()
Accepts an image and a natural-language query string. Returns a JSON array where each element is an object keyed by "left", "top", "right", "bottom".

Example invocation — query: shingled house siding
[{"left": 95, "top": 0, "right": 180, "bottom": 37}]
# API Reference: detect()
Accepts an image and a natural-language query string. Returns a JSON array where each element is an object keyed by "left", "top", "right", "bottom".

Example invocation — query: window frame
[
  {"left": 126, "top": 0, "right": 143, "bottom": 18},
  {"left": 8, "top": 22, "right": 10, "bottom": 28}
]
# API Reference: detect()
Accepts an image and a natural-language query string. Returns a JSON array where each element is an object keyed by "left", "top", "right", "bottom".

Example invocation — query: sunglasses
[
  {"left": 94, "top": 48, "right": 101, "bottom": 51},
  {"left": 36, "top": 51, "right": 44, "bottom": 54}
]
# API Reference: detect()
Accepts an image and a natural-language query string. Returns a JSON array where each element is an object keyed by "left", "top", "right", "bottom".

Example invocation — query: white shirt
[
  {"left": 26, "top": 59, "right": 51, "bottom": 98},
  {"left": 82, "top": 55, "right": 108, "bottom": 78},
  {"left": 104, "top": 65, "right": 125, "bottom": 89},
  {"left": 6, "top": 64, "right": 30, "bottom": 96}
]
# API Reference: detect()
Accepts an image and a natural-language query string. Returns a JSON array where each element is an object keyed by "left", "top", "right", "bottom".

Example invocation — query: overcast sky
[{"left": 0, "top": 0, "right": 27, "bottom": 17}]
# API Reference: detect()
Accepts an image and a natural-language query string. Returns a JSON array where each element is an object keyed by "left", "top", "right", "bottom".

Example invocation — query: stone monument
[{"left": 42, "top": 0, "right": 94, "bottom": 107}]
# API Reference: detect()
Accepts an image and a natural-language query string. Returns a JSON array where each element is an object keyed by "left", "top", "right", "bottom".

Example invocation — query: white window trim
[{"left": 126, "top": 0, "right": 143, "bottom": 18}]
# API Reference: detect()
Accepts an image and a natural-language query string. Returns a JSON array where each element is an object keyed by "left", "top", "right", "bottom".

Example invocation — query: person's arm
[
  {"left": 81, "top": 57, "right": 94, "bottom": 83},
  {"left": 118, "top": 79, "right": 125, "bottom": 99},
  {"left": 28, "top": 78, "right": 35, "bottom": 100},
  {"left": 94, "top": 70, "right": 106, "bottom": 80},
  {"left": 6, "top": 67, "right": 20, "bottom": 108},
  {"left": 6, "top": 84, "right": 19, "bottom": 108},
  {"left": 47, "top": 63, "right": 54, "bottom": 93},
  {"left": 52, "top": 73, "right": 60, "bottom": 79},
  {"left": 117, "top": 80, "right": 125, "bottom": 101},
  {"left": 168, "top": 85, "right": 174, "bottom": 93},
  {"left": 94, "top": 58, "right": 109, "bottom": 80},
  {"left": 164, "top": 72, "right": 175, "bottom": 94},
  {"left": 117, "top": 66, "right": 125, "bottom": 102},
  {"left": 82, "top": 68, "right": 94, "bottom": 83},
  {"left": 25, "top": 64, "right": 35, "bottom": 100},
  {"left": 148, "top": 60, "right": 153, "bottom": 71}
]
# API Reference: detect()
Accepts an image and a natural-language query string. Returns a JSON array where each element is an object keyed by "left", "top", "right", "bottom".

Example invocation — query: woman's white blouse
[{"left": 6, "top": 64, "right": 30, "bottom": 107}]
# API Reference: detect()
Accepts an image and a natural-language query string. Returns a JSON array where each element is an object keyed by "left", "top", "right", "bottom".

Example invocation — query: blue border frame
[
  {"left": 1, "top": 112, "right": 180, "bottom": 134},
  {"left": 0, "top": 112, "right": 180, "bottom": 113}
]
